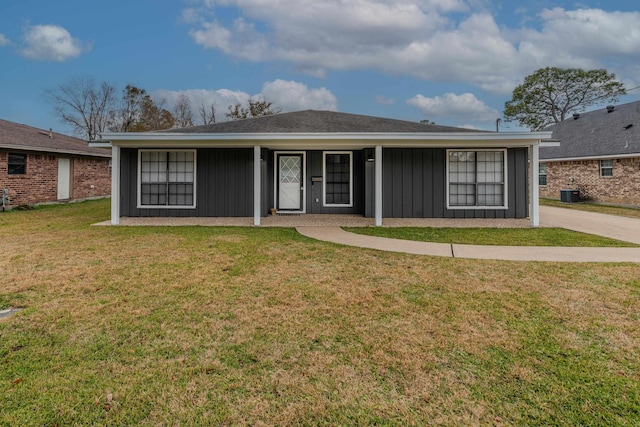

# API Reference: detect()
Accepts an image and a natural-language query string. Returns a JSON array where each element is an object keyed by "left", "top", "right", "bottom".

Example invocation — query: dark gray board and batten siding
[
  {"left": 381, "top": 148, "right": 529, "bottom": 218},
  {"left": 120, "top": 148, "right": 254, "bottom": 217},
  {"left": 120, "top": 147, "right": 529, "bottom": 219}
]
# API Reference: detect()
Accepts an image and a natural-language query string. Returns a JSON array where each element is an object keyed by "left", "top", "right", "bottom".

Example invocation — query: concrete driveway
[{"left": 540, "top": 206, "right": 640, "bottom": 245}]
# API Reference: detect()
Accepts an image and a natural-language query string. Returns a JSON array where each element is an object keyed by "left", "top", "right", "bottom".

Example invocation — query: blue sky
[{"left": 1, "top": 0, "right": 639, "bottom": 136}]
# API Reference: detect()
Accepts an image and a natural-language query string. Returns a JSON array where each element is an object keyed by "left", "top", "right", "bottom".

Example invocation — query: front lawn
[
  {"left": 344, "top": 226, "right": 639, "bottom": 247},
  {"left": 1, "top": 200, "right": 639, "bottom": 426}
]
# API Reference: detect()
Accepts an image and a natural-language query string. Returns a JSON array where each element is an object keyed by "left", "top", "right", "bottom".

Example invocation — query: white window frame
[
  {"left": 137, "top": 149, "right": 197, "bottom": 209},
  {"left": 539, "top": 162, "right": 547, "bottom": 186},
  {"left": 600, "top": 159, "right": 613, "bottom": 177},
  {"left": 446, "top": 149, "right": 508, "bottom": 210},
  {"left": 323, "top": 151, "right": 353, "bottom": 208}
]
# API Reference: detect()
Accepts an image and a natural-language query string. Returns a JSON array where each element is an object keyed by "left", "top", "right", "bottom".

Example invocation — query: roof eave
[
  {"left": 0, "top": 143, "right": 112, "bottom": 158},
  {"left": 97, "top": 131, "right": 552, "bottom": 148},
  {"left": 541, "top": 152, "right": 640, "bottom": 162}
]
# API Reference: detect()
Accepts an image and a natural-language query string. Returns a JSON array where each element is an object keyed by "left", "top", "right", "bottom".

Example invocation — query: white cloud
[
  {"left": 153, "top": 79, "right": 337, "bottom": 123},
  {"left": 184, "top": 2, "right": 640, "bottom": 94},
  {"left": 518, "top": 8, "right": 640, "bottom": 67},
  {"left": 407, "top": 92, "right": 499, "bottom": 123},
  {"left": 260, "top": 80, "right": 337, "bottom": 112},
  {"left": 20, "top": 24, "right": 89, "bottom": 61},
  {"left": 0, "top": 34, "right": 10, "bottom": 46}
]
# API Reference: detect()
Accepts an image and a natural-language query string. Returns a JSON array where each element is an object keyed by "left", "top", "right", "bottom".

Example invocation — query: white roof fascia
[
  {"left": 107, "top": 139, "right": 545, "bottom": 150},
  {"left": 88, "top": 141, "right": 113, "bottom": 148},
  {"left": 101, "top": 131, "right": 552, "bottom": 142},
  {"left": 541, "top": 153, "right": 640, "bottom": 162},
  {"left": 539, "top": 140, "right": 560, "bottom": 147}
]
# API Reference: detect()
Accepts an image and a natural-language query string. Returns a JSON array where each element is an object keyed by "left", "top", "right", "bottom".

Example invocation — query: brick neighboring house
[
  {"left": 540, "top": 101, "right": 640, "bottom": 206},
  {"left": 0, "top": 119, "right": 111, "bottom": 207}
]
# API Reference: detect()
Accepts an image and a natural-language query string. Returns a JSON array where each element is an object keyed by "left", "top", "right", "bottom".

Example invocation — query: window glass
[
  {"left": 600, "top": 159, "right": 613, "bottom": 177},
  {"left": 8, "top": 153, "right": 26, "bottom": 175},
  {"left": 448, "top": 150, "right": 505, "bottom": 207},
  {"left": 539, "top": 162, "right": 547, "bottom": 186},
  {"left": 140, "top": 151, "right": 195, "bottom": 207},
  {"left": 324, "top": 153, "right": 351, "bottom": 206}
]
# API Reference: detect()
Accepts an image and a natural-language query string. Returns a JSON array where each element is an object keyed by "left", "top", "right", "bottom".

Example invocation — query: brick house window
[
  {"left": 539, "top": 162, "right": 547, "bottom": 186},
  {"left": 600, "top": 159, "right": 613, "bottom": 177},
  {"left": 8, "top": 153, "right": 26, "bottom": 175}
]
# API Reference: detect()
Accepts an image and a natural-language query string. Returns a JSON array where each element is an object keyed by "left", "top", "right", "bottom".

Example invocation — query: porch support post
[
  {"left": 254, "top": 145, "right": 261, "bottom": 226},
  {"left": 530, "top": 143, "right": 540, "bottom": 227},
  {"left": 375, "top": 145, "right": 383, "bottom": 226},
  {"left": 111, "top": 145, "right": 120, "bottom": 225}
]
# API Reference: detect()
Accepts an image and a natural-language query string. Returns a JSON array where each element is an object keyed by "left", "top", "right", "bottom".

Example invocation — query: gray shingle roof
[
  {"left": 0, "top": 119, "right": 110, "bottom": 157},
  {"left": 541, "top": 101, "right": 640, "bottom": 160},
  {"left": 166, "top": 110, "right": 481, "bottom": 134}
]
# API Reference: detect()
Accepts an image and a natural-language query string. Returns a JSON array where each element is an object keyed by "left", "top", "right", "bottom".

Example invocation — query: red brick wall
[
  {"left": 0, "top": 151, "right": 111, "bottom": 206},
  {"left": 539, "top": 157, "right": 640, "bottom": 205},
  {"left": 72, "top": 157, "right": 111, "bottom": 200}
]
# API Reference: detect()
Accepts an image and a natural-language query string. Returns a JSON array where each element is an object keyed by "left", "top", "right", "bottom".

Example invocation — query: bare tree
[
  {"left": 45, "top": 76, "right": 116, "bottom": 140},
  {"left": 198, "top": 98, "right": 217, "bottom": 125},
  {"left": 109, "top": 84, "right": 146, "bottom": 132},
  {"left": 226, "top": 98, "right": 281, "bottom": 120},
  {"left": 173, "top": 93, "right": 194, "bottom": 128}
]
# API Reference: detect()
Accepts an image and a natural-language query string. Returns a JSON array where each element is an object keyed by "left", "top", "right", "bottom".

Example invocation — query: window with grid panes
[
  {"left": 539, "top": 162, "right": 547, "bottom": 186},
  {"left": 448, "top": 150, "right": 505, "bottom": 208},
  {"left": 139, "top": 151, "right": 195, "bottom": 207},
  {"left": 600, "top": 159, "right": 613, "bottom": 177},
  {"left": 324, "top": 152, "right": 352, "bottom": 206}
]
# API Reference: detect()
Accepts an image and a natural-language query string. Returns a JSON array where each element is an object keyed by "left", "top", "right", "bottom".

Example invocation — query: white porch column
[
  {"left": 254, "top": 145, "right": 261, "bottom": 226},
  {"left": 375, "top": 145, "right": 383, "bottom": 226},
  {"left": 530, "top": 143, "right": 540, "bottom": 227},
  {"left": 110, "top": 145, "right": 120, "bottom": 225}
]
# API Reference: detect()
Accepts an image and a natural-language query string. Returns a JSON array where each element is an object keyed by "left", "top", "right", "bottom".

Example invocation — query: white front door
[
  {"left": 57, "top": 158, "right": 71, "bottom": 200},
  {"left": 278, "top": 154, "right": 303, "bottom": 210}
]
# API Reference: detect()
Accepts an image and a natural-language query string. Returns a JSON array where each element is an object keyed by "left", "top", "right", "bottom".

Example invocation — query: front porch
[{"left": 95, "top": 214, "right": 531, "bottom": 228}]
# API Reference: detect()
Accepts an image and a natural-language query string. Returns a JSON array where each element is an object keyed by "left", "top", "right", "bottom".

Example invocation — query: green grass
[
  {"left": 1, "top": 199, "right": 639, "bottom": 426},
  {"left": 541, "top": 198, "right": 640, "bottom": 219},
  {"left": 344, "top": 226, "right": 639, "bottom": 247}
]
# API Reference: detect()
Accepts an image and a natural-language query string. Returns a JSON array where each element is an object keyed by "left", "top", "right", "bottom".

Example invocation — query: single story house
[
  {"left": 92, "top": 110, "right": 553, "bottom": 226},
  {"left": 540, "top": 101, "right": 640, "bottom": 205},
  {"left": 0, "top": 119, "right": 111, "bottom": 207}
]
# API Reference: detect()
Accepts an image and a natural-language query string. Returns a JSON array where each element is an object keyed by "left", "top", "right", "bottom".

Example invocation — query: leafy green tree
[
  {"left": 225, "top": 98, "right": 281, "bottom": 120},
  {"left": 503, "top": 67, "right": 626, "bottom": 130}
]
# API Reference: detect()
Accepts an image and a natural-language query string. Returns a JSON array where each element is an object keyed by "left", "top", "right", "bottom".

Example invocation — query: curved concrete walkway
[{"left": 297, "top": 207, "right": 640, "bottom": 263}]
